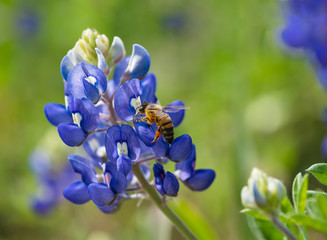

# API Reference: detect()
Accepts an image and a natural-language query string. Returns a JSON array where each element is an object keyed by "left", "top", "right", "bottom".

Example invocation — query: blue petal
[
  {"left": 117, "top": 155, "right": 132, "bottom": 176},
  {"left": 106, "top": 80, "right": 117, "bottom": 98},
  {"left": 63, "top": 181, "right": 90, "bottom": 204},
  {"left": 167, "top": 100, "right": 185, "bottom": 128},
  {"left": 317, "top": 68, "right": 327, "bottom": 90},
  {"left": 80, "top": 63, "right": 107, "bottom": 95},
  {"left": 314, "top": 41, "right": 327, "bottom": 67},
  {"left": 88, "top": 183, "right": 116, "bottom": 206},
  {"left": 163, "top": 172, "right": 179, "bottom": 196},
  {"left": 104, "top": 162, "right": 127, "bottom": 194},
  {"left": 184, "top": 169, "right": 216, "bottom": 191},
  {"left": 120, "top": 124, "right": 141, "bottom": 161},
  {"left": 281, "top": 15, "right": 309, "bottom": 48},
  {"left": 68, "top": 155, "right": 97, "bottom": 185},
  {"left": 168, "top": 134, "right": 192, "bottom": 162},
  {"left": 126, "top": 44, "right": 151, "bottom": 79},
  {"left": 67, "top": 63, "right": 107, "bottom": 103},
  {"left": 135, "top": 122, "right": 156, "bottom": 147},
  {"left": 114, "top": 79, "right": 141, "bottom": 122},
  {"left": 150, "top": 137, "right": 169, "bottom": 157},
  {"left": 60, "top": 53, "right": 75, "bottom": 81},
  {"left": 175, "top": 144, "right": 196, "bottom": 181},
  {"left": 140, "top": 73, "right": 157, "bottom": 103},
  {"left": 139, "top": 138, "right": 152, "bottom": 155},
  {"left": 113, "top": 56, "right": 130, "bottom": 86},
  {"left": 44, "top": 103, "right": 72, "bottom": 126},
  {"left": 83, "top": 79, "right": 100, "bottom": 103},
  {"left": 57, "top": 123, "right": 87, "bottom": 147},
  {"left": 105, "top": 125, "right": 121, "bottom": 161},
  {"left": 97, "top": 197, "right": 120, "bottom": 214},
  {"left": 72, "top": 98, "right": 100, "bottom": 132},
  {"left": 153, "top": 163, "right": 165, "bottom": 196}
]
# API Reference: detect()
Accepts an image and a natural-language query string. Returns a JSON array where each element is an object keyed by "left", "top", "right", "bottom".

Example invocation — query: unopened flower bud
[
  {"left": 96, "top": 34, "right": 110, "bottom": 57},
  {"left": 241, "top": 168, "right": 286, "bottom": 214},
  {"left": 108, "top": 36, "right": 125, "bottom": 65},
  {"left": 81, "top": 28, "right": 99, "bottom": 48}
]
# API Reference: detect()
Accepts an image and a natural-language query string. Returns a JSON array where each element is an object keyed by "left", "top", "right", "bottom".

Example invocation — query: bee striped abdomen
[{"left": 158, "top": 114, "right": 174, "bottom": 144}]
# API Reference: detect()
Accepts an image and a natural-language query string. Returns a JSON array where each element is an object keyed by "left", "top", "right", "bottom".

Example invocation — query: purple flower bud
[{"left": 126, "top": 44, "right": 151, "bottom": 80}]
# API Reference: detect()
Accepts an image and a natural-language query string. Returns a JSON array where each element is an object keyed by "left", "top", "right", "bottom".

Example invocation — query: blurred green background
[{"left": 1, "top": 0, "right": 326, "bottom": 239}]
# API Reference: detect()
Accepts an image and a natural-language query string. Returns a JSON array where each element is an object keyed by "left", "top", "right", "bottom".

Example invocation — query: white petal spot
[
  {"left": 117, "top": 142, "right": 122, "bottom": 156},
  {"left": 122, "top": 142, "right": 128, "bottom": 156},
  {"left": 130, "top": 96, "right": 141, "bottom": 111},
  {"left": 85, "top": 76, "right": 97, "bottom": 85},
  {"left": 72, "top": 112, "right": 82, "bottom": 128},
  {"left": 116, "top": 141, "right": 128, "bottom": 156}
]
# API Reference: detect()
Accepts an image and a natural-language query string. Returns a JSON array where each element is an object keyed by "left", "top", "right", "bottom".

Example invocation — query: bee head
[{"left": 137, "top": 102, "right": 149, "bottom": 114}]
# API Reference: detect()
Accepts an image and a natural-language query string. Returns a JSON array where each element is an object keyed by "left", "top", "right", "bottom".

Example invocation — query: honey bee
[{"left": 134, "top": 102, "right": 189, "bottom": 144}]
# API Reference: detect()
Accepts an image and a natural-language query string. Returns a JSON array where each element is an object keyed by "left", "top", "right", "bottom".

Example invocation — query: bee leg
[
  {"left": 135, "top": 116, "right": 149, "bottom": 123},
  {"left": 151, "top": 127, "right": 162, "bottom": 143}
]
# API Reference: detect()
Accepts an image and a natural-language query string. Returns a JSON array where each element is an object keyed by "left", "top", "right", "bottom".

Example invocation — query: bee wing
[{"left": 162, "top": 105, "right": 190, "bottom": 113}]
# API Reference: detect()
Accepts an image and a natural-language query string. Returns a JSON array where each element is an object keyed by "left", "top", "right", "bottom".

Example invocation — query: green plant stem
[
  {"left": 132, "top": 164, "right": 198, "bottom": 240},
  {"left": 271, "top": 215, "right": 297, "bottom": 240}
]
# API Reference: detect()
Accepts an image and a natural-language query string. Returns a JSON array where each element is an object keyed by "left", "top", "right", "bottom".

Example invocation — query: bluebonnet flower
[
  {"left": 280, "top": 0, "right": 327, "bottom": 88},
  {"left": 29, "top": 148, "right": 77, "bottom": 215},
  {"left": 153, "top": 163, "right": 179, "bottom": 196},
  {"left": 41, "top": 28, "right": 215, "bottom": 214}
]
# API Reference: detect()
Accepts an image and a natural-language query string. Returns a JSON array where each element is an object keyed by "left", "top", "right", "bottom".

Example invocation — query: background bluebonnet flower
[
  {"left": 29, "top": 149, "right": 77, "bottom": 215},
  {"left": 280, "top": 0, "right": 327, "bottom": 88}
]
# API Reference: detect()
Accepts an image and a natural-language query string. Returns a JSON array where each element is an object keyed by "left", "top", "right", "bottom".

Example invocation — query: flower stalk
[
  {"left": 131, "top": 164, "right": 198, "bottom": 240},
  {"left": 271, "top": 215, "right": 297, "bottom": 240}
]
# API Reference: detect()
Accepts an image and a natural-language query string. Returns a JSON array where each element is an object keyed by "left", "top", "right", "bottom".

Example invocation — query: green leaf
[
  {"left": 240, "top": 208, "right": 269, "bottom": 221},
  {"left": 280, "top": 196, "right": 294, "bottom": 214},
  {"left": 317, "top": 195, "right": 327, "bottom": 222},
  {"left": 292, "top": 173, "right": 308, "bottom": 213},
  {"left": 170, "top": 200, "right": 218, "bottom": 240},
  {"left": 290, "top": 214, "right": 327, "bottom": 234},
  {"left": 307, "top": 190, "right": 327, "bottom": 199},
  {"left": 307, "top": 198, "right": 324, "bottom": 221},
  {"left": 247, "top": 217, "right": 285, "bottom": 240},
  {"left": 306, "top": 192, "right": 327, "bottom": 222},
  {"left": 307, "top": 163, "right": 327, "bottom": 186}
]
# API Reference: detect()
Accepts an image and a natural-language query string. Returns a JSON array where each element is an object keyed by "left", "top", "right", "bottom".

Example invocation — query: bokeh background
[{"left": 1, "top": 0, "right": 326, "bottom": 239}]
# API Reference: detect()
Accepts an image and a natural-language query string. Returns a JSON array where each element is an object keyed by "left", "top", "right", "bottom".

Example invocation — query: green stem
[
  {"left": 132, "top": 164, "right": 198, "bottom": 240},
  {"left": 271, "top": 215, "right": 297, "bottom": 240}
]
